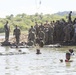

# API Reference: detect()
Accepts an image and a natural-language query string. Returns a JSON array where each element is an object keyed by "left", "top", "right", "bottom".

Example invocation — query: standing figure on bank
[
  {"left": 13, "top": 25, "right": 21, "bottom": 44},
  {"left": 4, "top": 21, "right": 10, "bottom": 42},
  {"left": 68, "top": 11, "right": 72, "bottom": 23},
  {"left": 28, "top": 31, "right": 35, "bottom": 45},
  {"left": 63, "top": 24, "right": 72, "bottom": 42}
]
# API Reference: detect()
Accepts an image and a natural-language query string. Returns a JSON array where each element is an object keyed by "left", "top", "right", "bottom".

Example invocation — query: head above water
[
  {"left": 36, "top": 49, "right": 41, "bottom": 54},
  {"left": 66, "top": 52, "right": 71, "bottom": 60},
  {"left": 69, "top": 49, "right": 73, "bottom": 53},
  {"left": 19, "top": 50, "right": 22, "bottom": 52}
]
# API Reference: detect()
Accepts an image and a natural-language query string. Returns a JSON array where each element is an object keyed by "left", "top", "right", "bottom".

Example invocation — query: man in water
[
  {"left": 4, "top": 21, "right": 10, "bottom": 42},
  {"left": 69, "top": 49, "right": 74, "bottom": 55},
  {"left": 65, "top": 52, "right": 73, "bottom": 62}
]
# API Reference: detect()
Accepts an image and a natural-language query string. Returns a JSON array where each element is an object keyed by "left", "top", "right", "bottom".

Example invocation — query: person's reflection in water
[
  {"left": 5, "top": 56, "right": 11, "bottom": 75},
  {"left": 5, "top": 54, "right": 19, "bottom": 75},
  {"left": 4, "top": 46, "right": 10, "bottom": 56},
  {"left": 5, "top": 46, "right": 10, "bottom": 52}
]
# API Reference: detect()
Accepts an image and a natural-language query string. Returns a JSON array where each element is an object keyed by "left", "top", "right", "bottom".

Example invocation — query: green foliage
[
  {"left": 0, "top": 22, "right": 4, "bottom": 33},
  {"left": 0, "top": 13, "right": 76, "bottom": 33}
]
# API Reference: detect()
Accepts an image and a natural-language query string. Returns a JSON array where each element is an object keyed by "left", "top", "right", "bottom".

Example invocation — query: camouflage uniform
[
  {"left": 39, "top": 23, "right": 44, "bottom": 31},
  {"left": 28, "top": 31, "right": 35, "bottom": 43},
  {"left": 29, "top": 26, "right": 36, "bottom": 32},
  {"left": 4, "top": 21, "right": 10, "bottom": 42},
  {"left": 48, "top": 26, "right": 53, "bottom": 44},
  {"left": 68, "top": 11, "right": 72, "bottom": 23},
  {"left": 72, "top": 24, "right": 76, "bottom": 42},
  {"left": 34, "top": 23, "right": 39, "bottom": 37},
  {"left": 38, "top": 28, "right": 45, "bottom": 43},
  {"left": 13, "top": 25, "right": 21, "bottom": 44},
  {"left": 44, "top": 27, "right": 49, "bottom": 44},
  {"left": 63, "top": 24, "right": 72, "bottom": 42}
]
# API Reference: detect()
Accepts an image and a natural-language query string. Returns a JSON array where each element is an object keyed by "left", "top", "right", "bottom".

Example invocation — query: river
[{"left": 0, "top": 46, "right": 76, "bottom": 75}]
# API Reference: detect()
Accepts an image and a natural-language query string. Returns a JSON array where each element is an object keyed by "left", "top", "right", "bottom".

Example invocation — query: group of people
[
  {"left": 60, "top": 49, "right": 74, "bottom": 62},
  {"left": 4, "top": 21, "right": 21, "bottom": 45},
  {"left": 28, "top": 11, "right": 76, "bottom": 46},
  {"left": 4, "top": 11, "right": 76, "bottom": 47}
]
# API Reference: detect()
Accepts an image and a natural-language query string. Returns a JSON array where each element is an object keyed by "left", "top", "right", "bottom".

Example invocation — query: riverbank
[
  {"left": 0, "top": 32, "right": 76, "bottom": 46},
  {"left": 0, "top": 33, "right": 28, "bottom": 43}
]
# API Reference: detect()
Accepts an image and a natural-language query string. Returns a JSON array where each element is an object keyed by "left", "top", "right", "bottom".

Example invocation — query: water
[
  {"left": 0, "top": 35, "right": 13, "bottom": 39},
  {"left": 0, "top": 46, "right": 76, "bottom": 75}
]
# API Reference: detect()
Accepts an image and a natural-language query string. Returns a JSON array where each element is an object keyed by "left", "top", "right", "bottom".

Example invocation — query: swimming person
[
  {"left": 65, "top": 52, "right": 72, "bottom": 62},
  {"left": 69, "top": 49, "right": 74, "bottom": 55},
  {"left": 36, "top": 49, "right": 41, "bottom": 54}
]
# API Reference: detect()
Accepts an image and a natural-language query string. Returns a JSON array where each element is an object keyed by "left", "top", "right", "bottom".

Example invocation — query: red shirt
[{"left": 65, "top": 59, "right": 69, "bottom": 62}]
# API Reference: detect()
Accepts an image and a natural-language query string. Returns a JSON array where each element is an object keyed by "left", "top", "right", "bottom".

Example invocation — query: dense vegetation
[{"left": 0, "top": 12, "right": 76, "bottom": 33}]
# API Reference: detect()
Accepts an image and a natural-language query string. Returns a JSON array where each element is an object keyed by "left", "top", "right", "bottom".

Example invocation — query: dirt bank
[{"left": 0, "top": 33, "right": 28, "bottom": 43}]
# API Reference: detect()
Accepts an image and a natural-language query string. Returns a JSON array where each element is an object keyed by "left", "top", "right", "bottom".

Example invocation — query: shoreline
[{"left": 0, "top": 33, "right": 28, "bottom": 43}]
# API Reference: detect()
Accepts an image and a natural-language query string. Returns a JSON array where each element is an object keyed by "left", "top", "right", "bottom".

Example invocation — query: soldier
[
  {"left": 38, "top": 28, "right": 45, "bottom": 40},
  {"left": 53, "top": 20, "right": 61, "bottom": 43},
  {"left": 39, "top": 22, "right": 44, "bottom": 31},
  {"left": 29, "top": 26, "right": 36, "bottom": 32},
  {"left": 28, "top": 31, "right": 35, "bottom": 44},
  {"left": 13, "top": 25, "right": 21, "bottom": 44},
  {"left": 44, "top": 20, "right": 50, "bottom": 27},
  {"left": 72, "top": 23, "right": 76, "bottom": 42},
  {"left": 73, "top": 18, "right": 76, "bottom": 25},
  {"left": 27, "top": 39, "right": 34, "bottom": 46},
  {"left": 44, "top": 27, "right": 49, "bottom": 45},
  {"left": 38, "top": 28, "right": 45, "bottom": 44},
  {"left": 4, "top": 21, "right": 10, "bottom": 42},
  {"left": 34, "top": 22, "right": 39, "bottom": 36},
  {"left": 63, "top": 24, "right": 72, "bottom": 42},
  {"left": 68, "top": 11, "right": 72, "bottom": 23},
  {"left": 43, "top": 21, "right": 50, "bottom": 44},
  {"left": 48, "top": 26, "right": 54, "bottom": 44}
]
